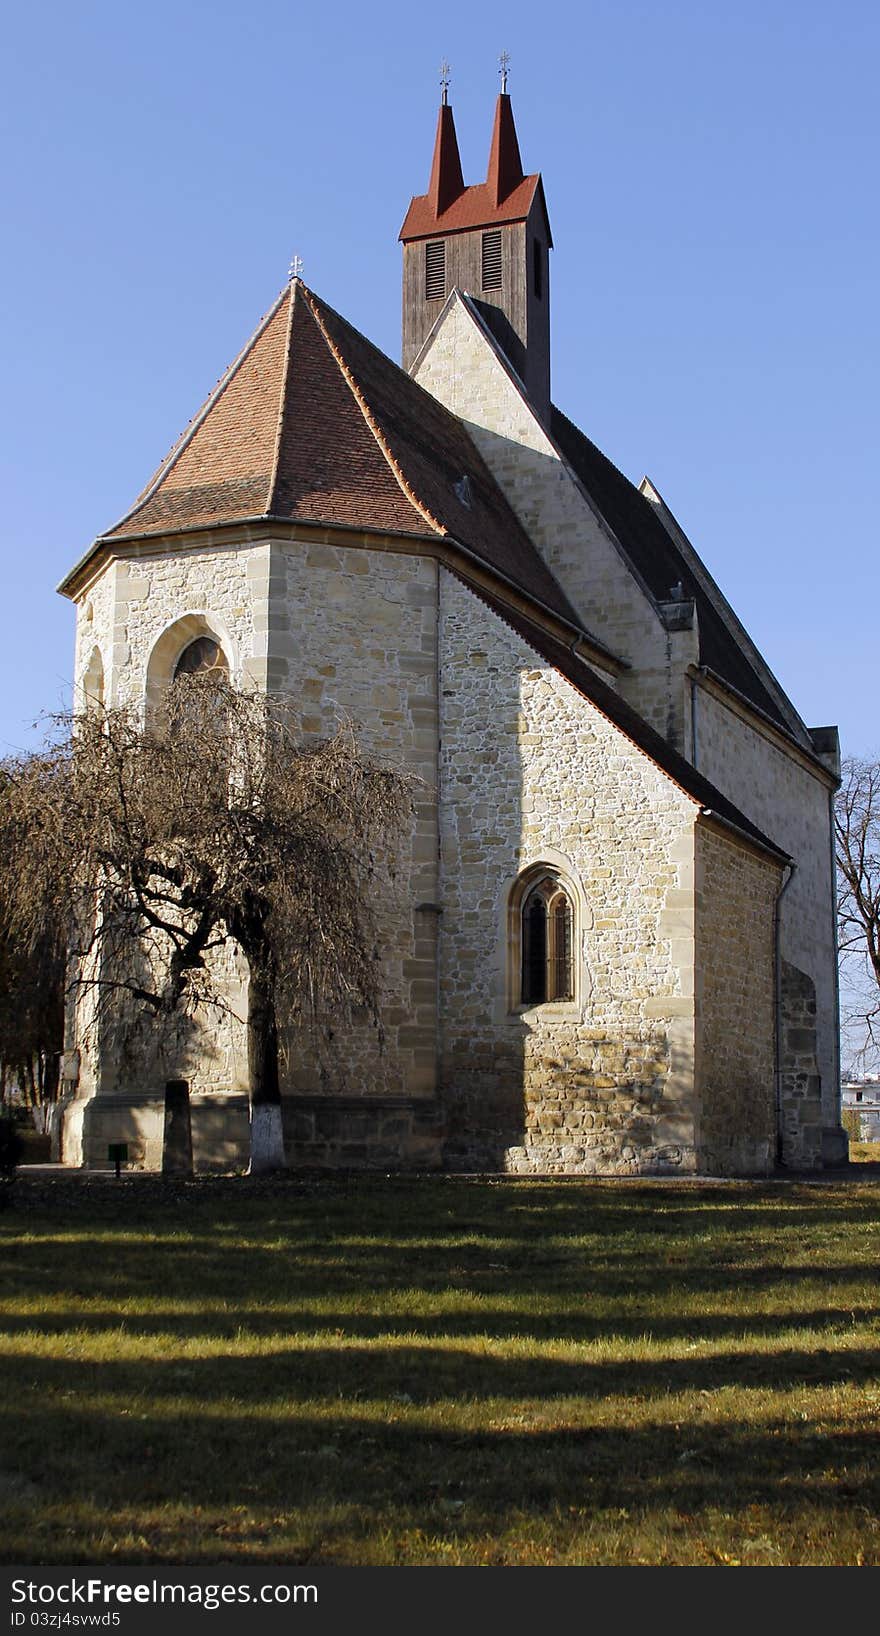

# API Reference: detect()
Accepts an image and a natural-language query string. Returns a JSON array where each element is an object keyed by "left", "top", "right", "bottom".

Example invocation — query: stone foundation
[
  {"left": 61, "top": 1090, "right": 445, "bottom": 1173},
  {"left": 282, "top": 1096, "right": 444, "bottom": 1170},
  {"left": 778, "top": 960, "right": 824, "bottom": 1170}
]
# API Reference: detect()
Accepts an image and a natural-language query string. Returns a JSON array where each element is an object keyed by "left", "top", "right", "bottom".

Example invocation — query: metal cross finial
[
  {"left": 499, "top": 50, "right": 510, "bottom": 93},
  {"left": 288, "top": 253, "right": 303, "bottom": 283},
  {"left": 439, "top": 59, "right": 451, "bottom": 105}
]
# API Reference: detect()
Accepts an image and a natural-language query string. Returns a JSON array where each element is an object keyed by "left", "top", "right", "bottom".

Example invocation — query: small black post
[{"left": 163, "top": 1080, "right": 193, "bottom": 1177}]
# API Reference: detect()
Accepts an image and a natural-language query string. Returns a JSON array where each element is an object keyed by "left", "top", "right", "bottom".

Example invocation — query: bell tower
[{"left": 399, "top": 65, "right": 553, "bottom": 421}]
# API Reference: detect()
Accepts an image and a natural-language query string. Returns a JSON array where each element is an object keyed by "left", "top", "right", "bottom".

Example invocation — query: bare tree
[
  {"left": 835, "top": 755, "right": 880, "bottom": 1074},
  {"left": 0, "top": 766, "right": 66, "bottom": 1111},
  {"left": 0, "top": 680, "right": 415, "bottom": 1168},
  {"left": 0, "top": 925, "right": 65, "bottom": 1109}
]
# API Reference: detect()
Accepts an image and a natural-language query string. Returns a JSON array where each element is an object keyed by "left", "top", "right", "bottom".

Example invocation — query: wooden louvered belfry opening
[
  {"left": 481, "top": 228, "right": 503, "bottom": 291},
  {"left": 425, "top": 240, "right": 446, "bottom": 301}
]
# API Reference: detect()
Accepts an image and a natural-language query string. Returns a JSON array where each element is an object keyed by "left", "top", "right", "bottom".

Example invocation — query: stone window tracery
[
  {"left": 145, "top": 616, "right": 235, "bottom": 726},
  {"left": 517, "top": 873, "right": 575, "bottom": 1007},
  {"left": 173, "top": 637, "right": 229, "bottom": 681}
]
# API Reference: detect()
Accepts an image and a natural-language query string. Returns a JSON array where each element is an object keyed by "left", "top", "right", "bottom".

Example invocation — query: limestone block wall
[
  {"left": 778, "top": 960, "right": 824, "bottom": 1170},
  {"left": 265, "top": 538, "right": 440, "bottom": 1106},
  {"left": 70, "top": 544, "right": 266, "bottom": 1118},
  {"left": 68, "top": 929, "right": 249, "bottom": 1117},
  {"left": 694, "top": 824, "right": 781, "bottom": 1173},
  {"left": 74, "top": 566, "right": 115, "bottom": 709},
  {"left": 75, "top": 542, "right": 267, "bottom": 714},
  {"left": 414, "top": 298, "right": 695, "bottom": 749},
  {"left": 437, "top": 569, "right": 700, "bottom": 1174},
  {"left": 68, "top": 534, "right": 442, "bottom": 1160},
  {"left": 693, "top": 683, "right": 839, "bottom": 1135},
  {"left": 281, "top": 1095, "right": 443, "bottom": 1171}
]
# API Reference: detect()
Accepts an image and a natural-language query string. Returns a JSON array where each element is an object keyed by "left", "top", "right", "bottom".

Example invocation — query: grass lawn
[{"left": 1, "top": 1172, "right": 878, "bottom": 1567}]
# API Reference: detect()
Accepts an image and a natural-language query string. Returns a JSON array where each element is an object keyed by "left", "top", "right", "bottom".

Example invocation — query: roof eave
[
  {"left": 399, "top": 174, "right": 543, "bottom": 243},
  {"left": 58, "top": 511, "right": 445, "bottom": 600},
  {"left": 698, "top": 807, "right": 792, "bottom": 867},
  {"left": 442, "top": 531, "right": 625, "bottom": 673}
]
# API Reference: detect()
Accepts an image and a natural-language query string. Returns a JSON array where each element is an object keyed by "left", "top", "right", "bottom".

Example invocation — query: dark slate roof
[
  {"left": 549, "top": 406, "right": 796, "bottom": 735},
  {"left": 465, "top": 576, "right": 790, "bottom": 862},
  {"left": 63, "top": 283, "right": 584, "bottom": 635}
]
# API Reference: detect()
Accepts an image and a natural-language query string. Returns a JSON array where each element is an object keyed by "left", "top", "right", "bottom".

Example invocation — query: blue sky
[{"left": 1, "top": 0, "right": 877, "bottom": 755}]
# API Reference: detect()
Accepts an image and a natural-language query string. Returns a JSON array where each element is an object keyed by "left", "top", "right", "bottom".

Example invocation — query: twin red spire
[
  {"left": 428, "top": 102, "right": 465, "bottom": 217},
  {"left": 398, "top": 76, "right": 548, "bottom": 250},
  {"left": 426, "top": 89, "right": 525, "bottom": 221},
  {"left": 486, "top": 92, "right": 524, "bottom": 207}
]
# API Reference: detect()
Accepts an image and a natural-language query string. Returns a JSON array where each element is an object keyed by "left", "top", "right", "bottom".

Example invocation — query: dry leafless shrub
[{"left": 0, "top": 678, "right": 416, "bottom": 1109}]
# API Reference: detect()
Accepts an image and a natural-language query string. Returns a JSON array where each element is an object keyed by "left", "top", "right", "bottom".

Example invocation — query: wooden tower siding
[{"left": 400, "top": 93, "right": 552, "bottom": 422}]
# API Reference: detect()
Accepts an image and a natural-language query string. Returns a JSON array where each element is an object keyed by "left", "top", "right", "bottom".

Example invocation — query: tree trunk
[{"left": 246, "top": 953, "right": 284, "bottom": 1173}]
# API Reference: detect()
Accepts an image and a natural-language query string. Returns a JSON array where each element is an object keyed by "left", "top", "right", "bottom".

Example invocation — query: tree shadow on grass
[
  {"left": 1, "top": 1395, "right": 878, "bottom": 1564},
  {"left": 1, "top": 1228, "right": 876, "bottom": 1307},
  {"left": 0, "top": 1301, "right": 876, "bottom": 1347},
  {"left": 3, "top": 1338, "right": 879, "bottom": 1411}
]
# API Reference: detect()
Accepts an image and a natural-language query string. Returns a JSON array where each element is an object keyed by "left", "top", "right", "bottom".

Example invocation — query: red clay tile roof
[
  {"left": 75, "top": 283, "right": 584, "bottom": 633},
  {"left": 270, "top": 287, "right": 432, "bottom": 536},
  {"left": 116, "top": 287, "right": 290, "bottom": 535},
  {"left": 304, "top": 289, "right": 580, "bottom": 623},
  {"left": 400, "top": 173, "right": 546, "bottom": 243}
]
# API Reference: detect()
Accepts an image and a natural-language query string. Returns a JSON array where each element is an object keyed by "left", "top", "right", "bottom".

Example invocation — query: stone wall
[
  {"left": 75, "top": 543, "right": 267, "bottom": 712},
  {"left": 694, "top": 823, "right": 781, "bottom": 1173},
  {"left": 437, "top": 569, "right": 700, "bottom": 1174},
  {"left": 281, "top": 1096, "right": 443, "bottom": 1169},
  {"left": 65, "top": 522, "right": 824, "bottom": 1178},
  {"left": 68, "top": 532, "right": 441, "bottom": 1166},
  {"left": 414, "top": 295, "right": 696, "bottom": 750},
  {"left": 778, "top": 960, "right": 824, "bottom": 1170},
  {"left": 69, "top": 544, "right": 268, "bottom": 1117},
  {"left": 268, "top": 538, "right": 440, "bottom": 1108},
  {"left": 694, "top": 682, "right": 839, "bottom": 1139}
]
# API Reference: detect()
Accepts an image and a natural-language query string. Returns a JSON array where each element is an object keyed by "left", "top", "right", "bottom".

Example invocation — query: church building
[{"left": 57, "top": 80, "right": 846, "bottom": 1175}]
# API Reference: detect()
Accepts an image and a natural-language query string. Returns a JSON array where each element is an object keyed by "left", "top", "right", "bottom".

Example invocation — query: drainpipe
[
  {"left": 689, "top": 672, "right": 699, "bottom": 766},
  {"left": 828, "top": 786, "right": 842, "bottom": 1142},
  {"left": 774, "top": 862, "right": 797, "bottom": 1166}
]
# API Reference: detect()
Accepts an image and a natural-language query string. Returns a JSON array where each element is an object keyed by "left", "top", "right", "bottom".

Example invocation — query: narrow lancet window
[{"left": 520, "top": 876, "right": 573, "bottom": 1004}]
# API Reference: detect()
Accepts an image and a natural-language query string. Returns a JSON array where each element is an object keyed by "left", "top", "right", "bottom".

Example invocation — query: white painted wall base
[{"left": 249, "top": 1102, "right": 285, "bottom": 1172}]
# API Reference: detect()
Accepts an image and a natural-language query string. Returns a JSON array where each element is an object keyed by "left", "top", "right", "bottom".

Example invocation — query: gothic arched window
[
  {"left": 82, "top": 646, "right": 105, "bottom": 713},
  {"left": 520, "top": 876, "right": 574, "bottom": 1005},
  {"left": 173, "top": 637, "right": 229, "bottom": 681}
]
